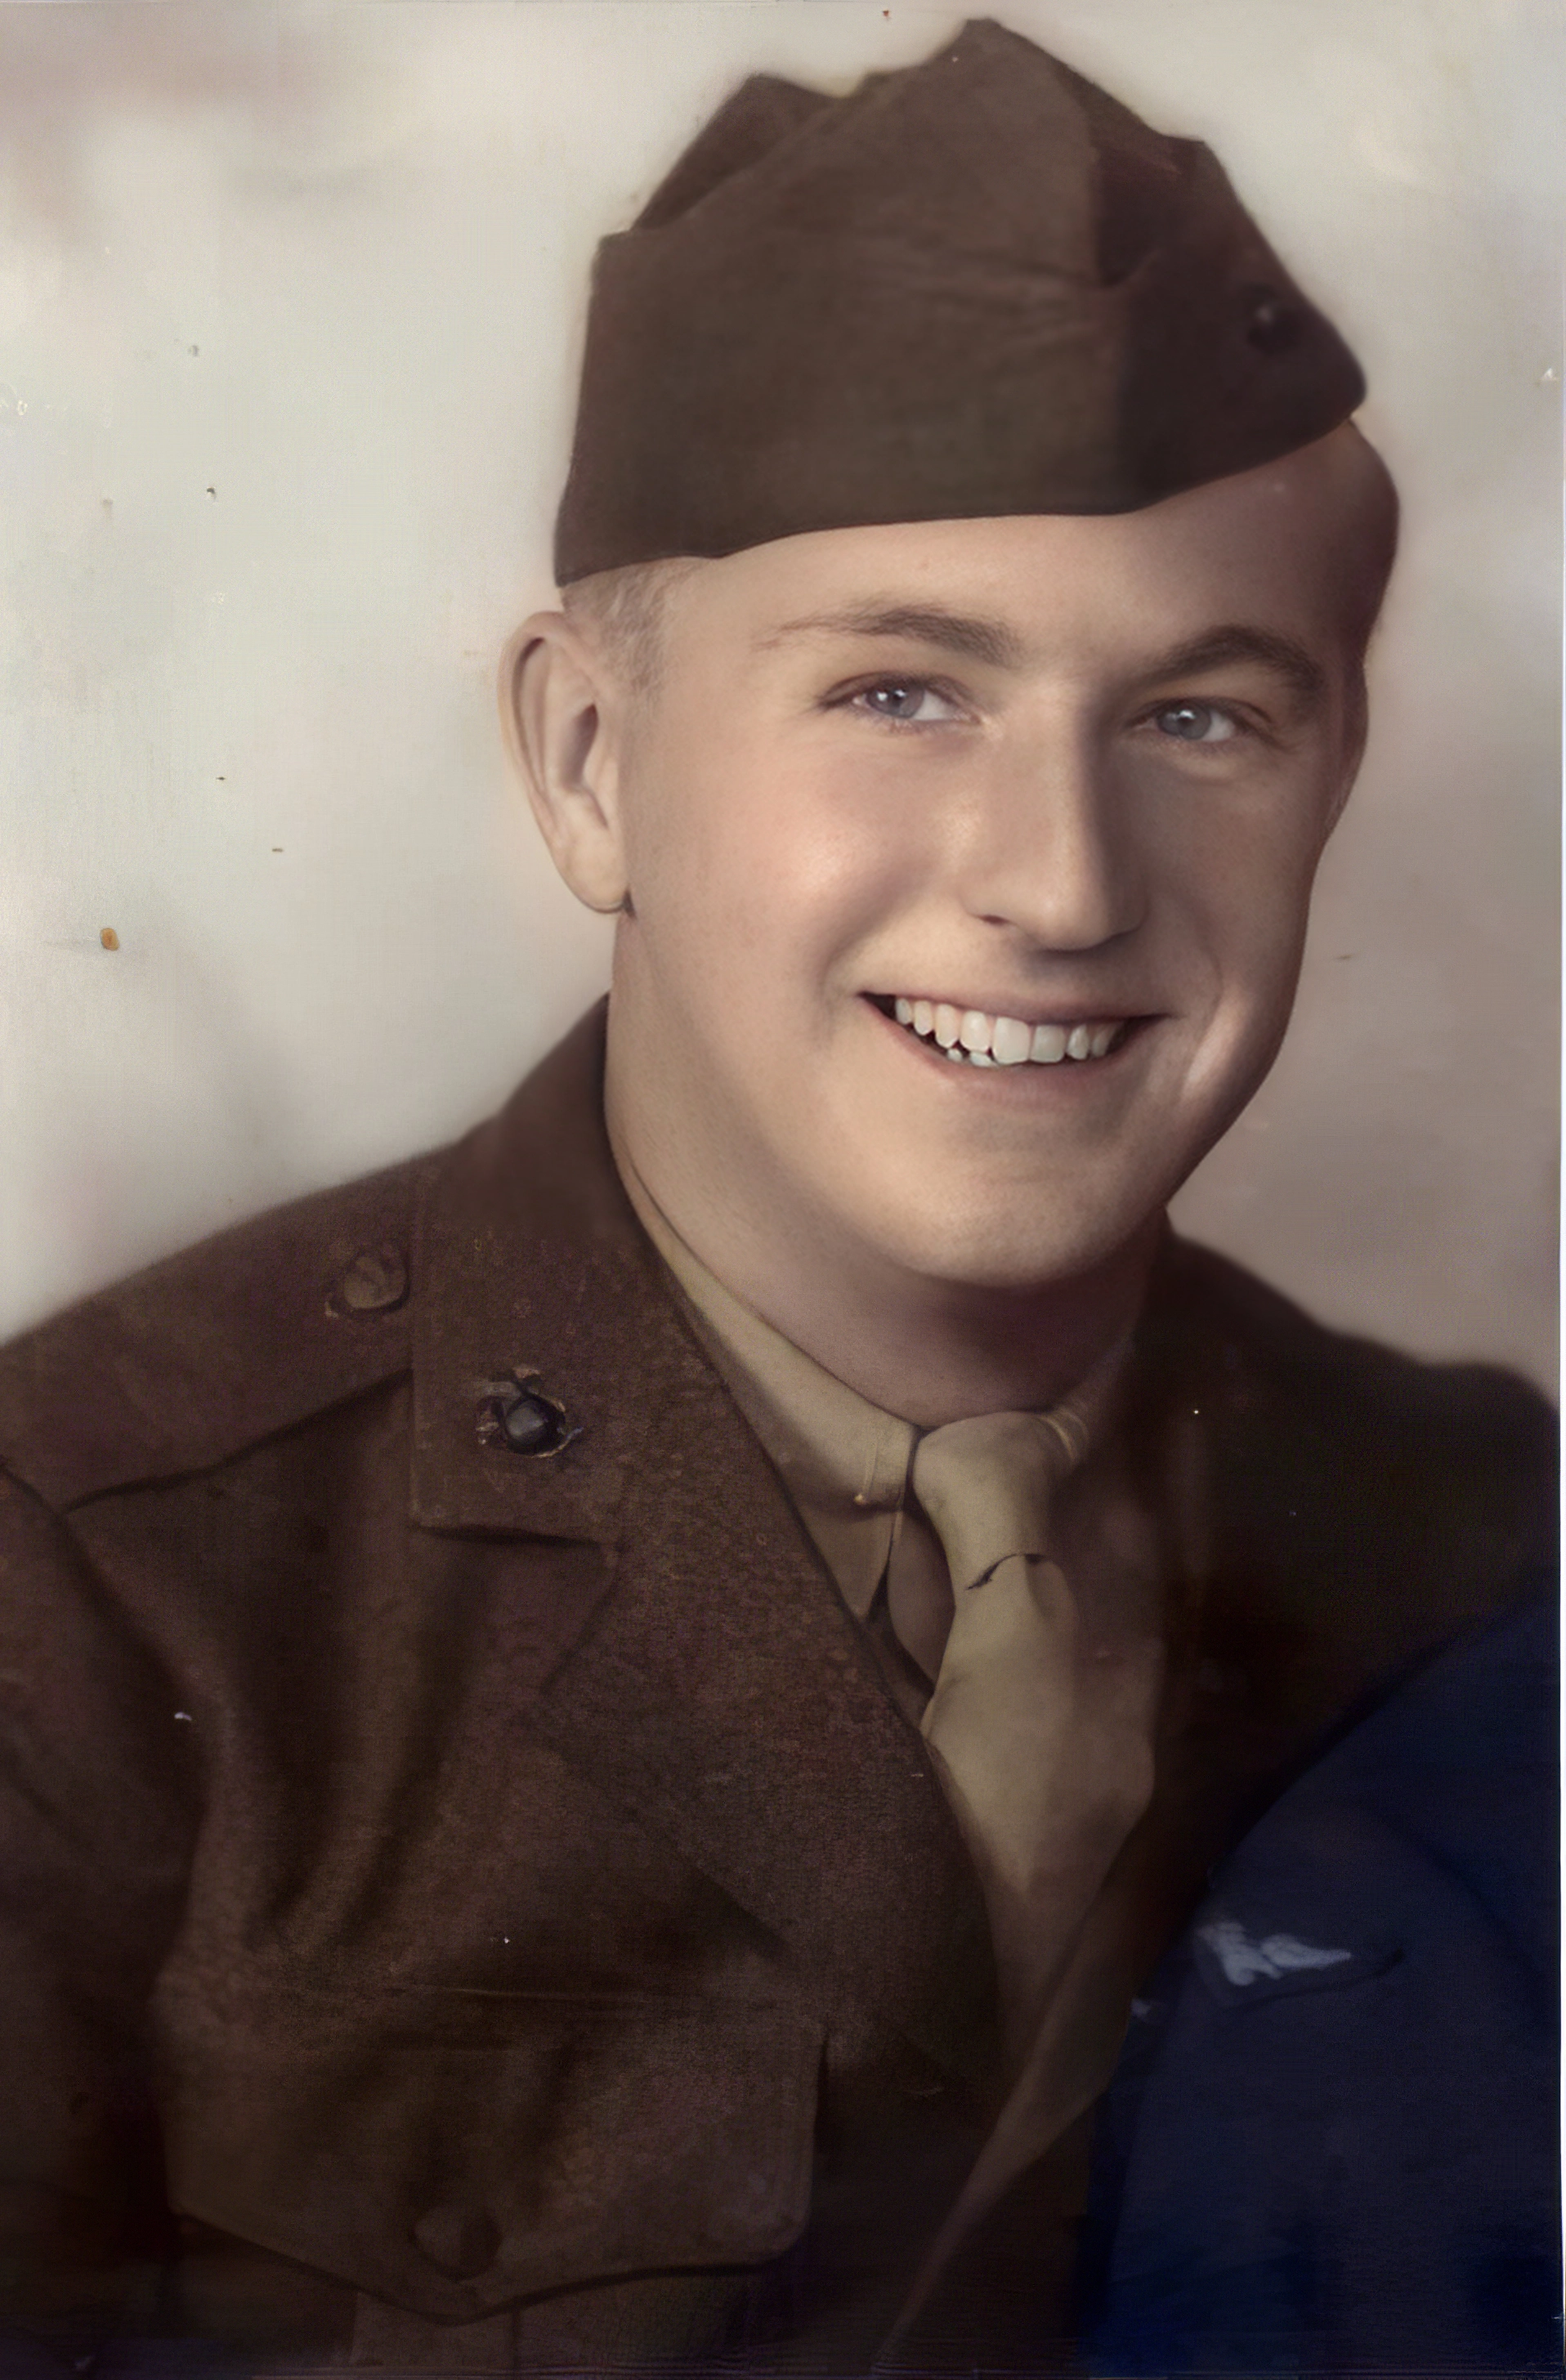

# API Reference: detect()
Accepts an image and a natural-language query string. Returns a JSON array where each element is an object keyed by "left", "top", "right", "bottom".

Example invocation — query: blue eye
[
  {"left": 1152, "top": 701, "right": 1238, "bottom": 744},
  {"left": 866, "top": 682, "right": 924, "bottom": 719},
  {"left": 852, "top": 679, "right": 961, "bottom": 725}
]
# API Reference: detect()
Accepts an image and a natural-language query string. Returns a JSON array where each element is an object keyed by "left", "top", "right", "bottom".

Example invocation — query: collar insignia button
[{"left": 477, "top": 1373, "right": 578, "bottom": 1459}]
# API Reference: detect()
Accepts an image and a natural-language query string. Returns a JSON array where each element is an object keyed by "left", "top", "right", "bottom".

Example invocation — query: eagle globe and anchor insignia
[{"left": 476, "top": 1369, "right": 579, "bottom": 1458}]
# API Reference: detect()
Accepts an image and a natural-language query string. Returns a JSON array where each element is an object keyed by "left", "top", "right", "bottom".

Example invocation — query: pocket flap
[{"left": 155, "top": 1977, "right": 822, "bottom": 2323}]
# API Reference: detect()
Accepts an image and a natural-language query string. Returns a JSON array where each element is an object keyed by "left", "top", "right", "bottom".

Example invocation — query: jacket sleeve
[{"left": 0, "top": 1466, "right": 196, "bottom": 2361}]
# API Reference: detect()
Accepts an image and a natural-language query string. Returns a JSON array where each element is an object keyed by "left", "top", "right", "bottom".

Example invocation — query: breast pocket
[{"left": 153, "top": 1974, "right": 824, "bottom": 2324}]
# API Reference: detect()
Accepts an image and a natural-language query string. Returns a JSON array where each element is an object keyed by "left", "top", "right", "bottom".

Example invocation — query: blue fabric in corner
[{"left": 1080, "top": 1581, "right": 1561, "bottom": 2373}]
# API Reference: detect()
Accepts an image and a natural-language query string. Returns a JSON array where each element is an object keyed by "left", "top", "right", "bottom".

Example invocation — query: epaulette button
[{"left": 329, "top": 1242, "right": 409, "bottom": 1318}]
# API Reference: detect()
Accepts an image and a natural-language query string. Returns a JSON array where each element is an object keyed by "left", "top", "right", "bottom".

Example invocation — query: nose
[{"left": 949, "top": 722, "right": 1146, "bottom": 953}]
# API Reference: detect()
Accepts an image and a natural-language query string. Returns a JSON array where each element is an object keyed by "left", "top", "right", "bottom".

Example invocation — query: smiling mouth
[{"left": 871, "top": 995, "right": 1136, "bottom": 1068}]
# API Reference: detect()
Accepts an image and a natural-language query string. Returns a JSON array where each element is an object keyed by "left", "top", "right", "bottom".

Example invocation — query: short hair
[{"left": 560, "top": 557, "right": 705, "bottom": 700}]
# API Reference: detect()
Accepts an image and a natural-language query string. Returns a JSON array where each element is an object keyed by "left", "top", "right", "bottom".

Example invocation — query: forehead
[{"left": 666, "top": 435, "right": 1369, "bottom": 673}]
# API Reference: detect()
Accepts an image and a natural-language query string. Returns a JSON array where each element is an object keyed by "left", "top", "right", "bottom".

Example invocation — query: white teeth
[{"left": 889, "top": 1000, "right": 1127, "bottom": 1068}]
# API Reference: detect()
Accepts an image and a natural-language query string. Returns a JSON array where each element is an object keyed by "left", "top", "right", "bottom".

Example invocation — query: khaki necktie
[
  {"left": 908, "top": 1404, "right": 1160, "bottom": 2053},
  {"left": 881, "top": 1404, "right": 1164, "bottom": 2347}
]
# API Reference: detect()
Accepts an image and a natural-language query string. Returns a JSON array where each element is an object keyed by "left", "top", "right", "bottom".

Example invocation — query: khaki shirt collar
[{"left": 613, "top": 1143, "right": 1126, "bottom": 1625}]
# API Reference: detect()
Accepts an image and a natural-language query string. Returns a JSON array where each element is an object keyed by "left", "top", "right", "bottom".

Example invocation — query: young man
[{"left": 0, "top": 21, "right": 1555, "bottom": 2376}]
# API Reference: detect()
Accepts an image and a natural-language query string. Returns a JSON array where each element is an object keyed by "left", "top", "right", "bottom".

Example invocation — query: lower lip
[{"left": 864, "top": 998, "right": 1150, "bottom": 1086}]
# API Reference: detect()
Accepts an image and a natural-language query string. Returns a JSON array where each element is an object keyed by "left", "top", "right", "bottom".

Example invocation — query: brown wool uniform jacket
[{"left": 0, "top": 1009, "right": 1554, "bottom": 2375}]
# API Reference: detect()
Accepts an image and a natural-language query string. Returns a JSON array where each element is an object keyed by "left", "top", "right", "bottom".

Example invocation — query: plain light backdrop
[{"left": 1, "top": 0, "right": 1559, "bottom": 1388}]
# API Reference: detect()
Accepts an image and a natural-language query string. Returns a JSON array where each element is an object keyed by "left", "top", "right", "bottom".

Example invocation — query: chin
[{"left": 843, "top": 1179, "right": 1157, "bottom": 1298}]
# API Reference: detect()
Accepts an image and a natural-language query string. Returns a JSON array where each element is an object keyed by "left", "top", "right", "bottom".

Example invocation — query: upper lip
[{"left": 869, "top": 991, "right": 1149, "bottom": 1027}]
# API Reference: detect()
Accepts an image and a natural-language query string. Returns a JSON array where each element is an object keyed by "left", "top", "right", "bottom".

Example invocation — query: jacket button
[
  {"left": 412, "top": 2203, "right": 500, "bottom": 2279},
  {"left": 330, "top": 1242, "right": 408, "bottom": 1316}
]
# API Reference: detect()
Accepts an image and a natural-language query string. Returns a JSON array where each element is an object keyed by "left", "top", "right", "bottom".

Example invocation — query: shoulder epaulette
[{"left": 0, "top": 1152, "right": 442, "bottom": 1510}]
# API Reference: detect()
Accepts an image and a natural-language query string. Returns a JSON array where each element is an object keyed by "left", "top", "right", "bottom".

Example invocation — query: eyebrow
[
  {"left": 1144, "top": 626, "right": 1329, "bottom": 714},
  {"left": 757, "top": 602, "right": 1027, "bottom": 670},
  {"left": 758, "top": 604, "right": 1329, "bottom": 714}
]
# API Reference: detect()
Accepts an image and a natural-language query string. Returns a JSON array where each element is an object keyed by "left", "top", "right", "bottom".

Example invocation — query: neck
[
  {"left": 606, "top": 1079, "right": 1161, "bottom": 1432},
  {"left": 725, "top": 1232, "right": 1158, "bottom": 1426}
]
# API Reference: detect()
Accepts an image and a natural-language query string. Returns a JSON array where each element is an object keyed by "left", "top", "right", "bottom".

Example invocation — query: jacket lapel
[{"left": 407, "top": 1006, "right": 999, "bottom": 2082}]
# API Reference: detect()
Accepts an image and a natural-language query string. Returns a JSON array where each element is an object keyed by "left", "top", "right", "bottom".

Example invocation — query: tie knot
[{"left": 911, "top": 1407, "right": 1087, "bottom": 1597}]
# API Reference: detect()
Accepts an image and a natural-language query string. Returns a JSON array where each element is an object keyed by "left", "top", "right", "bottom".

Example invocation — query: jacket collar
[{"left": 409, "top": 1000, "right": 656, "bottom": 1542}]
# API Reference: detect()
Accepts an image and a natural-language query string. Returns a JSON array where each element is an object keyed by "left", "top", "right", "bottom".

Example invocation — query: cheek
[
  {"left": 624, "top": 727, "right": 916, "bottom": 969},
  {"left": 1146, "top": 778, "right": 1328, "bottom": 987}
]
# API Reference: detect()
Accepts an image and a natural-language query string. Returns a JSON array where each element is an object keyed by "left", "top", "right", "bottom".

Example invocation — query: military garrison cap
[{"left": 553, "top": 19, "right": 1365, "bottom": 582}]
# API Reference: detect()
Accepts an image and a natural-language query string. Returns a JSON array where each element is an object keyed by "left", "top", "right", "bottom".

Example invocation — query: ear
[{"left": 499, "top": 611, "right": 632, "bottom": 914}]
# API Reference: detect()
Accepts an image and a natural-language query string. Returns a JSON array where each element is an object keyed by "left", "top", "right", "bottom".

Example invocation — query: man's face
[{"left": 597, "top": 434, "right": 1373, "bottom": 1295}]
